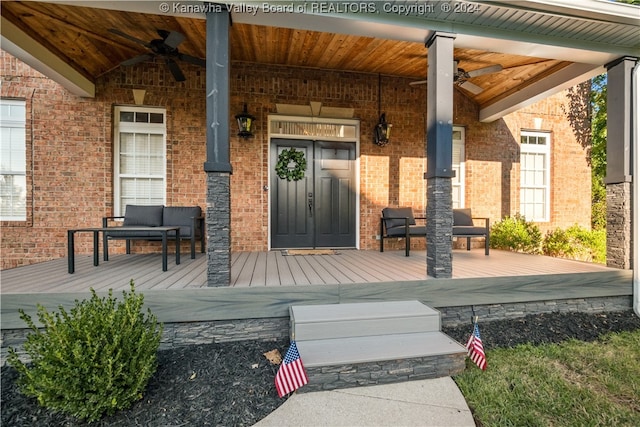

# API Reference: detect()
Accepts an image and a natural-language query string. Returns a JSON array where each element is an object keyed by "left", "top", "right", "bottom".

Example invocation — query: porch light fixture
[
  {"left": 374, "top": 113, "right": 391, "bottom": 146},
  {"left": 235, "top": 103, "right": 255, "bottom": 138},
  {"left": 374, "top": 74, "right": 392, "bottom": 147}
]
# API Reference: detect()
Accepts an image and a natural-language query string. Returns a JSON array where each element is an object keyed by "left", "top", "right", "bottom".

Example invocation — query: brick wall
[
  {"left": 1, "top": 51, "right": 591, "bottom": 268},
  {"left": 1, "top": 53, "right": 109, "bottom": 267}
]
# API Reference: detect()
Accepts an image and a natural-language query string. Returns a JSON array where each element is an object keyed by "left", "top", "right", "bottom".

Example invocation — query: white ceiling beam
[
  {"left": 1, "top": 16, "right": 95, "bottom": 98},
  {"left": 479, "top": 62, "right": 604, "bottom": 122}
]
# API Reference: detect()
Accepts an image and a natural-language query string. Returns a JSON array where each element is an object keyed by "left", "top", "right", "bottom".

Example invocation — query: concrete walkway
[{"left": 254, "top": 377, "right": 475, "bottom": 427}]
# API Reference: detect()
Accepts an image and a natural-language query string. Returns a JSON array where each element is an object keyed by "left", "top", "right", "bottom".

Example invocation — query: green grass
[{"left": 454, "top": 330, "right": 640, "bottom": 426}]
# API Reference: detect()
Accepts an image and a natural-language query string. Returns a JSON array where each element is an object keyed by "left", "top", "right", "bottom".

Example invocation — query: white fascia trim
[
  {"left": 479, "top": 62, "right": 603, "bottom": 122},
  {"left": 483, "top": 0, "right": 640, "bottom": 26},
  {"left": 1, "top": 17, "right": 95, "bottom": 98}
]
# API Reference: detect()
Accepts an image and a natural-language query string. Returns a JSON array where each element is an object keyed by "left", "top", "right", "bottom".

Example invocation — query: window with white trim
[
  {"left": 113, "top": 106, "right": 166, "bottom": 216},
  {"left": 520, "top": 131, "right": 550, "bottom": 222},
  {"left": 452, "top": 127, "right": 465, "bottom": 209},
  {"left": 0, "top": 99, "right": 27, "bottom": 221}
]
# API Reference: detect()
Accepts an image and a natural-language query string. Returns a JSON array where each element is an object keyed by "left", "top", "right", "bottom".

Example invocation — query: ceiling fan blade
[
  {"left": 166, "top": 58, "right": 186, "bottom": 82},
  {"left": 161, "top": 31, "right": 185, "bottom": 49},
  {"left": 466, "top": 64, "right": 503, "bottom": 78},
  {"left": 178, "top": 53, "right": 206, "bottom": 68},
  {"left": 409, "top": 80, "right": 427, "bottom": 86},
  {"left": 121, "top": 54, "right": 153, "bottom": 66},
  {"left": 459, "top": 81, "right": 484, "bottom": 94},
  {"left": 109, "top": 29, "right": 151, "bottom": 48}
]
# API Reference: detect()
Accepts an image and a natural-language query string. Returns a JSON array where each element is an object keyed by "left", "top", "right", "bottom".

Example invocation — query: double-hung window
[
  {"left": 0, "top": 99, "right": 27, "bottom": 221},
  {"left": 520, "top": 131, "right": 550, "bottom": 222},
  {"left": 113, "top": 106, "right": 166, "bottom": 216}
]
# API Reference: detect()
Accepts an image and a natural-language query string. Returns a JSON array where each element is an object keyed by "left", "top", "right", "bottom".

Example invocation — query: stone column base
[
  {"left": 207, "top": 172, "right": 231, "bottom": 286},
  {"left": 426, "top": 177, "right": 453, "bottom": 278},
  {"left": 606, "top": 181, "right": 632, "bottom": 269}
]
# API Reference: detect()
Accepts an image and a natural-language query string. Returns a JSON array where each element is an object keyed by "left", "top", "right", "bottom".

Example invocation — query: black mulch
[{"left": 3, "top": 310, "right": 640, "bottom": 426}]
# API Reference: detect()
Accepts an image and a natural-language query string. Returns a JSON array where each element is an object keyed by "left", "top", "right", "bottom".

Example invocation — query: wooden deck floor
[{"left": 0, "top": 249, "right": 616, "bottom": 294}]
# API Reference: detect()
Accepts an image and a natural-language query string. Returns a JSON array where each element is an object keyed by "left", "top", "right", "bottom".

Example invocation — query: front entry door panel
[
  {"left": 314, "top": 141, "right": 356, "bottom": 247},
  {"left": 271, "top": 140, "right": 314, "bottom": 248},
  {"left": 270, "top": 139, "right": 356, "bottom": 249}
]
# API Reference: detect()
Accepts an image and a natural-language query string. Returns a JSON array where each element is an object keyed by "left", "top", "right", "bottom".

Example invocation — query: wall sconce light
[
  {"left": 374, "top": 74, "right": 392, "bottom": 147},
  {"left": 235, "top": 103, "right": 255, "bottom": 138},
  {"left": 374, "top": 113, "right": 392, "bottom": 146}
]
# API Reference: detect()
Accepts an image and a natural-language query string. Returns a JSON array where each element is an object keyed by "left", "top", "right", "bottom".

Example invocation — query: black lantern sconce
[
  {"left": 235, "top": 103, "right": 255, "bottom": 138},
  {"left": 374, "top": 113, "right": 391, "bottom": 146},
  {"left": 374, "top": 75, "right": 392, "bottom": 147}
]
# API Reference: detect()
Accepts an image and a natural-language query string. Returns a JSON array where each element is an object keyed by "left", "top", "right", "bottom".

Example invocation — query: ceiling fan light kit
[
  {"left": 109, "top": 28, "right": 206, "bottom": 82},
  {"left": 410, "top": 60, "right": 503, "bottom": 94}
]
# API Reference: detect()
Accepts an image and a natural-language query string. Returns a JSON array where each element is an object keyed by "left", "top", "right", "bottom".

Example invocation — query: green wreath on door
[{"left": 275, "top": 148, "right": 307, "bottom": 181}]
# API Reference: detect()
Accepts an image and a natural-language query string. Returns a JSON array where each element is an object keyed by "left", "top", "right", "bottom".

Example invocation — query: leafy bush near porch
[
  {"left": 489, "top": 214, "right": 542, "bottom": 254},
  {"left": 542, "top": 225, "right": 606, "bottom": 264},
  {"left": 7, "top": 281, "right": 163, "bottom": 422}
]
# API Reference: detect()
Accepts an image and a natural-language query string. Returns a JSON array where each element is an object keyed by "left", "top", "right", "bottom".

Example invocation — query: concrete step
[
  {"left": 289, "top": 300, "right": 468, "bottom": 392},
  {"left": 290, "top": 300, "right": 441, "bottom": 341},
  {"left": 297, "top": 331, "right": 466, "bottom": 367}
]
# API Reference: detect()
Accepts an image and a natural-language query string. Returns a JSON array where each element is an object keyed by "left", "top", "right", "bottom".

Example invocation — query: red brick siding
[{"left": 1, "top": 50, "right": 591, "bottom": 268}]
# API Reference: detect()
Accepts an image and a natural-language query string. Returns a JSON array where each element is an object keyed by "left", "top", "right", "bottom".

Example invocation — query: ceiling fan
[
  {"left": 109, "top": 29, "right": 206, "bottom": 82},
  {"left": 409, "top": 61, "right": 503, "bottom": 94}
]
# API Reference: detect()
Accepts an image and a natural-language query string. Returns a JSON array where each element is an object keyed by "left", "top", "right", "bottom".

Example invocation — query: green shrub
[
  {"left": 543, "top": 225, "right": 606, "bottom": 263},
  {"left": 591, "top": 176, "right": 607, "bottom": 231},
  {"left": 7, "top": 281, "right": 162, "bottom": 422},
  {"left": 542, "top": 228, "right": 575, "bottom": 258},
  {"left": 490, "top": 213, "right": 542, "bottom": 254}
]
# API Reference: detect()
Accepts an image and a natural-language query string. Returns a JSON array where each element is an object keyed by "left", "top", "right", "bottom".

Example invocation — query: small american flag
[
  {"left": 466, "top": 322, "right": 487, "bottom": 370},
  {"left": 275, "top": 341, "right": 309, "bottom": 397}
]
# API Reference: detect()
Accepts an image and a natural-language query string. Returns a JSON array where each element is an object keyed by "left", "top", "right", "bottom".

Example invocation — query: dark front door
[{"left": 270, "top": 139, "right": 356, "bottom": 249}]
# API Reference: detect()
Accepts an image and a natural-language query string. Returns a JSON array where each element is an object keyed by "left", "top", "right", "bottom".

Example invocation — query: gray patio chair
[
  {"left": 453, "top": 208, "right": 490, "bottom": 255},
  {"left": 380, "top": 207, "right": 426, "bottom": 256}
]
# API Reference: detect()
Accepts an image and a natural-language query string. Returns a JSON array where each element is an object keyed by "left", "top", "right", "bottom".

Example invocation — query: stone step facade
[{"left": 290, "top": 300, "right": 467, "bottom": 392}]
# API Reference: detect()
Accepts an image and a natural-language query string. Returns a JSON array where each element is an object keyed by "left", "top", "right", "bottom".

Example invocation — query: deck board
[
  {"left": 283, "top": 255, "right": 312, "bottom": 285},
  {"left": 0, "top": 249, "right": 617, "bottom": 295},
  {"left": 274, "top": 251, "right": 296, "bottom": 286}
]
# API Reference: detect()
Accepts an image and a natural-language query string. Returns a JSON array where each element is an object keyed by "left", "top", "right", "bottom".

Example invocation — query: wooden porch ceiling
[{"left": 2, "top": 1, "right": 573, "bottom": 108}]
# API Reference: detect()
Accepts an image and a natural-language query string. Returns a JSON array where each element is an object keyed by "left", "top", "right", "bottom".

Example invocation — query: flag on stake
[
  {"left": 466, "top": 322, "right": 487, "bottom": 370},
  {"left": 275, "top": 341, "right": 309, "bottom": 397}
]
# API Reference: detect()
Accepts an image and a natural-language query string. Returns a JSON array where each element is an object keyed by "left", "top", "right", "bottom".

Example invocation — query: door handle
[{"left": 308, "top": 193, "right": 313, "bottom": 217}]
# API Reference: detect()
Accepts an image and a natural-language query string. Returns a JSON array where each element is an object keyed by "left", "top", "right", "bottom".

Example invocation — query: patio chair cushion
[
  {"left": 453, "top": 208, "right": 474, "bottom": 227},
  {"left": 163, "top": 206, "right": 202, "bottom": 238},
  {"left": 453, "top": 208, "right": 487, "bottom": 235},
  {"left": 123, "top": 205, "right": 164, "bottom": 227},
  {"left": 453, "top": 225, "right": 487, "bottom": 235},
  {"left": 386, "top": 225, "right": 427, "bottom": 237},
  {"left": 382, "top": 207, "right": 416, "bottom": 229}
]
